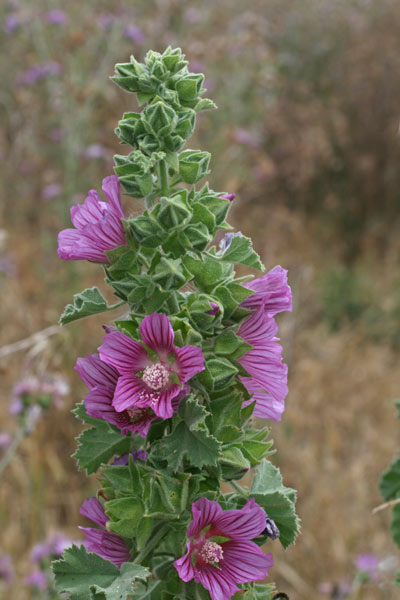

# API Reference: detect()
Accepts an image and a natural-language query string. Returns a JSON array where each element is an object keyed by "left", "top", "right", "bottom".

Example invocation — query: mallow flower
[
  {"left": 75, "top": 353, "right": 158, "bottom": 437},
  {"left": 57, "top": 175, "right": 126, "bottom": 263},
  {"left": 238, "top": 306, "right": 288, "bottom": 421},
  {"left": 174, "top": 497, "right": 273, "bottom": 600},
  {"left": 240, "top": 265, "right": 292, "bottom": 316},
  {"left": 79, "top": 498, "right": 130, "bottom": 568},
  {"left": 99, "top": 313, "right": 204, "bottom": 420}
]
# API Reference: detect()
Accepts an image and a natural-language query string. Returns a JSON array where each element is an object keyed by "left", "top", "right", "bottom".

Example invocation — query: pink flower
[
  {"left": 238, "top": 307, "right": 288, "bottom": 421},
  {"left": 99, "top": 313, "right": 205, "bottom": 420},
  {"left": 76, "top": 353, "right": 158, "bottom": 437},
  {"left": 57, "top": 175, "right": 126, "bottom": 263},
  {"left": 241, "top": 266, "right": 292, "bottom": 316},
  {"left": 79, "top": 498, "right": 130, "bottom": 568},
  {"left": 174, "top": 498, "right": 273, "bottom": 600}
]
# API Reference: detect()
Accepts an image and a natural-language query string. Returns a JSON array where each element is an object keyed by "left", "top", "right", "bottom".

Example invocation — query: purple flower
[
  {"left": 76, "top": 353, "right": 158, "bottom": 437},
  {"left": 58, "top": 175, "right": 126, "bottom": 263},
  {"left": 0, "top": 432, "right": 11, "bottom": 450},
  {"left": 83, "top": 144, "right": 108, "bottom": 160},
  {"left": 97, "top": 13, "right": 117, "bottom": 29},
  {"left": 174, "top": 498, "right": 273, "bottom": 600},
  {"left": 17, "top": 61, "right": 62, "bottom": 85},
  {"left": 24, "top": 570, "right": 47, "bottom": 589},
  {"left": 233, "top": 128, "right": 260, "bottom": 149},
  {"left": 112, "top": 449, "right": 148, "bottom": 465},
  {"left": 31, "top": 533, "right": 74, "bottom": 563},
  {"left": 355, "top": 553, "right": 379, "bottom": 582},
  {"left": 219, "top": 193, "right": 235, "bottom": 202},
  {"left": 80, "top": 498, "right": 130, "bottom": 568},
  {"left": 0, "top": 554, "right": 13, "bottom": 586},
  {"left": 241, "top": 266, "right": 292, "bottom": 316},
  {"left": 238, "top": 307, "right": 288, "bottom": 421},
  {"left": 4, "top": 12, "right": 21, "bottom": 34},
  {"left": 41, "top": 183, "right": 62, "bottom": 201},
  {"left": 44, "top": 10, "right": 68, "bottom": 26},
  {"left": 99, "top": 313, "right": 205, "bottom": 420},
  {"left": 123, "top": 24, "right": 144, "bottom": 43}
]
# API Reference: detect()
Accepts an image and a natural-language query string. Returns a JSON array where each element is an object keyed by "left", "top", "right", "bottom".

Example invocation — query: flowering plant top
[{"left": 53, "top": 47, "right": 299, "bottom": 600}]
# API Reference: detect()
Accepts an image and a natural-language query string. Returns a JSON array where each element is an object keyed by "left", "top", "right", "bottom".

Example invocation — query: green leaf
[
  {"left": 251, "top": 460, "right": 300, "bottom": 548},
  {"left": 60, "top": 287, "right": 115, "bottom": 326},
  {"left": 53, "top": 545, "right": 119, "bottom": 600},
  {"left": 391, "top": 504, "right": 400, "bottom": 550},
  {"left": 91, "top": 563, "right": 150, "bottom": 600},
  {"left": 396, "top": 570, "right": 400, "bottom": 586},
  {"left": 221, "top": 234, "right": 264, "bottom": 271},
  {"left": 379, "top": 457, "right": 400, "bottom": 501},
  {"left": 73, "top": 421, "right": 131, "bottom": 475},
  {"left": 74, "top": 402, "right": 104, "bottom": 427},
  {"left": 197, "top": 357, "right": 238, "bottom": 391},
  {"left": 158, "top": 397, "right": 221, "bottom": 470}
]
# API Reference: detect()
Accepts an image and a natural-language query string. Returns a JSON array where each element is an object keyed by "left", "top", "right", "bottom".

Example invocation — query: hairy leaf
[{"left": 73, "top": 422, "right": 131, "bottom": 475}]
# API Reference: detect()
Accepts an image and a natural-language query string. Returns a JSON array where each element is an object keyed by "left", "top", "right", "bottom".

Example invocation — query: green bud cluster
[{"left": 113, "top": 47, "right": 216, "bottom": 200}]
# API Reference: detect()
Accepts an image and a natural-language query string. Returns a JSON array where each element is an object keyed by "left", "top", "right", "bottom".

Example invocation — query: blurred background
[{"left": 1, "top": 0, "right": 400, "bottom": 598}]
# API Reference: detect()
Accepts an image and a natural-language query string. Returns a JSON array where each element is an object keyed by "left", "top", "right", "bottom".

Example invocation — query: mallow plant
[{"left": 52, "top": 47, "right": 300, "bottom": 600}]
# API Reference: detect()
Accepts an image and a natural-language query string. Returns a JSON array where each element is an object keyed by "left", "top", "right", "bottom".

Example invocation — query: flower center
[
  {"left": 142, "top": 363, "right": 169, "bottom": 391},
  {"left": 127, "top": 407, "right": 149, "bottom": 422},
  {"left": 198, "top": 540, "right": 224, "bottom": 565}
]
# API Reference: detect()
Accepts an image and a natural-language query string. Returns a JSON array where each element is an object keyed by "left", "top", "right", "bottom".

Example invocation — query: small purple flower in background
[
  {"left": 318, "top": 580, "right": 352, "bottom": 599},
  {"left": 49, "top": 128, "right": 64, "bottom": 141},
  {"left": 0, "top": 433, "right": 11, "bottom": 450},
  {"left": 24, "top": 570, "right": 47, "bottom": 589},
  {"left": 0, "top": 553, "right": 13, "bottom": 586},
  {"left": 41, "top": 183, "right": 62, "bottom": 202},
  {"left": 233, "top": 128, "right": 261, "bottom": 149},
  {"left": 174, "top": 497, "right": 273, "bottom": 600},
  {"left": 112, "top": 449, "right": 148, "bottom": 465},
  {"left": 10, "top": 374, "right": 69, "bottom": 417},
  {"left": 4, "top": 12, "right": 21, "bottom": 34},
  {"left": 0, "top": 254, "right": 16, "bottom": 277},
  {"left": 238, "top": 306, "right": 288, "bottom": 421},
  {"left": 31, "top": 533, "right": 74, "bottom": 564},
  {"left": 97, "top": 13, "right": 117, "bottom": 29},
  {"left": 17, "top": 61, "right": 62, "bottom": 86},
  {"left": 83, "top": 144, "right": 108, "bottom": 160},
  {"left": 58, "top": 175, "right": 126, "bottom": 263},
  {"left": 76, "top": 353, "right": 158, "bottom": 437},
  {"left": 80, "top": 498, "right": 130, "bottom": 568},
  {"left": 241, "top": 265, "right": 292, "bottom": 316},
  {"left": 99, "top": 313, "right": 204, "bottom": 420},
  {"left": 355, "top": 553, "right": 380, "bottom": 582},
  {"left": 123, "top": 24, "right": 145, "bottom": 43},
  {"left": 44, "top": 10, "right": 68, "bottom": 26}
]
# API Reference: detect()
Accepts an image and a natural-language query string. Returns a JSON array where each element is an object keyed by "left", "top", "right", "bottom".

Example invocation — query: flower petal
[
  {"left": 195, "top": 565, "right": 239, "bottom": 600},
  {"left": 75, "top": 354, "right": 118, "bottom": 390},
  {"left": 241, "top": 378, "right": 285, "bottom": 421},
  {"left": 213, "top": 498, "right": 266, "bottom": 540},
  {"left": 57, "top": 228, "right": 107, "bottom": 262},
  {"left": 174, "top": 547, "right": 195, "bottom": 583},
  {"left": 242, "top": 266, "right": 292, "bottom": 315},
  {"left": 153, "top": 384, "right": 181, "bottom": 419},
  {"left": 112, "top": 375, "right": 149, "bottom": 412},
  {"left": 102, "top": 175, "right": 125, "bottom": 219},
  {"left": 70, "top": 190, "right": 106, "bottom": 229},
  {"left": 188, "top": 498, "right": 223, "bottom": 538},
  {"left": 221, "top": 540, "right": 273, "bottom": 583},
  {"left": 99, "top": 331, "right": 149, "bottom": 375},
  {"left": 238, "top": 307, "right": 278, "bottom": 347},
  {"left": 174, "top": 345, "right": 205, "bottom": 383},
  {"left": 80, "top": 498, "right": 107, "bottom": 528},
  {"left": 80, "top": 528, "right": 130, "bottom": 568},
  {"left": 139, "top": 313, "right": 174, "bottom": 356}
]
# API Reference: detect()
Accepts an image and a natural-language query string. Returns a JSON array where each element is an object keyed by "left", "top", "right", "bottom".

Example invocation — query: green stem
[
  {"left": 134, "top": 523, "right": 170, "bottom": 564},
  {"left": 230, "top": 480, "right": 249, "bottom": 498},
  {"left": 158, "top": 159, "right": 169, "bottom": 197},
  {"left": 107, "top": 300, "right": 126, "bottom": 312},
  {"left": 0, "top": 422, "right": 31, "bottom": 475}
]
